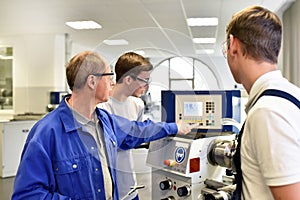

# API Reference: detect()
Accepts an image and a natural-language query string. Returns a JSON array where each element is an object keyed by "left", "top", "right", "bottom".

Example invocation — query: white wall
[
  {"left": 283, "top": 1, "right": 300, "bottom": 87},
  {"left": 0, "top": 33, "right": 66, "bottom": 118}
]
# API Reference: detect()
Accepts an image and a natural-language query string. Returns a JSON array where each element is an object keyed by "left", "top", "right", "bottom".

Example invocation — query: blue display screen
[{"left": 183, "top": 102, "right": 203, "bottom": 117}]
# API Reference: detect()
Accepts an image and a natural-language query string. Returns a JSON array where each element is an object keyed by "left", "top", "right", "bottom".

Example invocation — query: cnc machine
[{"left": 146, "top": 90, "right": 241, "bottom": 200}]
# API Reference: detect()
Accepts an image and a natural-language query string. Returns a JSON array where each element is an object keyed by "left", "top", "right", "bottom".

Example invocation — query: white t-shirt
[
  {"left": 241, "top": 70, "right": 300, "bottom": 200},
  {"left": 99, "top": 96, "right": 145, "bottom": 200}
]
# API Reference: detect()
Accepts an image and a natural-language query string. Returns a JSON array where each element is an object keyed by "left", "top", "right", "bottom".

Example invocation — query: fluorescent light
[
  {"left": 196, "top": 49, "right": 215, "bottom": 54},
  {"left": 193, "top": 38, "right": 216, "bottom": 44},
  {"left": 65, "top": 21, "right": 102, "bottom": 30},
  {"left": 103, "top": 39, "right": 129, "bottom": 45},
  {"left": 187, "top": 17, "right": 218, "bottom": 26},
  {"left": 133, "top": 50, "right": 145, "bottom": 55}
]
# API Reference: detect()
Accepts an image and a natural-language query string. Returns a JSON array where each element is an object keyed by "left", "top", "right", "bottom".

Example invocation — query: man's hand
[{"left": 176, "top": 120, "right": 191, "bottom": 135}]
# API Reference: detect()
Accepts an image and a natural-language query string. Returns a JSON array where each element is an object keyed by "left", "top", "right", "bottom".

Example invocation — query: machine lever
[
  {"left": 161, "top": 196, "right": 175, "bottom": 200},
  {"left": 121, "top": 185, "right": 145, "bottom": 200}
]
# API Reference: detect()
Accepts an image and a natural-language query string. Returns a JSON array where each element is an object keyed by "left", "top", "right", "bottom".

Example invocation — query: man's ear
[
  {"left": 124, "top": 75, "right": 132, "bottom": 85},
  {"left": 87, "top": 75, "right": 96, "bottom": 89},
  {"left": 229, "top": 34, "right": 238, "bottom": 56}
]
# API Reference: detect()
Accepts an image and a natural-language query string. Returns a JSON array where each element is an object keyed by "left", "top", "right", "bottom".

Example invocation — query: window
[
  {"left": 0, "top": 47, "right": 13, "bottom": 110},
  {"left": 145, "top": 56, "right": 220, "bottom": 121}
]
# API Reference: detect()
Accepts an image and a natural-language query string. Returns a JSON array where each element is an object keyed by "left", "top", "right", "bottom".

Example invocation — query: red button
[{"left": 164, "top": 159, "right": 176, "bottom": 167}]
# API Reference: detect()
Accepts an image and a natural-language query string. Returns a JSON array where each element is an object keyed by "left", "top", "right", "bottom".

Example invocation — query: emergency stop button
[{"left": 163, "top": 159, "right": 177, "bottom": 167}]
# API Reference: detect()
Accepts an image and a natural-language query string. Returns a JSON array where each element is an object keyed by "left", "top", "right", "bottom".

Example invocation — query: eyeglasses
[
  {"left": 131, "top": 75, "right": 151, "bottom": 85},
  {"left": 136, "top": 76, "right": 151, "bottom": 85},
  {"left": 222, "top": 36, "right": 249, "bottom": 59},
  {"left": 221, "top": 39, "right": 230, "bottom": 59},
  {"left": 91, "top": 72, "right": 114, "bottom": 77},
  {"left": 90, "top": 72, "right": 114, "bottom": 82}
]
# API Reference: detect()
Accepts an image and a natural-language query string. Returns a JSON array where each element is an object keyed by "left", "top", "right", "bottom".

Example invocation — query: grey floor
[{"left": 0, "top": 177, "right": 14, "bottom": 200}]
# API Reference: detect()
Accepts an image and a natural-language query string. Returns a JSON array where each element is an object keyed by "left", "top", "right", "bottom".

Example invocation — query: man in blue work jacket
[{"left": 12, "top": 51, "right": 191, "bottom": 200}]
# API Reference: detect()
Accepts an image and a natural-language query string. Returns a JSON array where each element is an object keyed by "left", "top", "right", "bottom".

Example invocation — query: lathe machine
[{"left": 146, "top": 90, "right": 241, "bottom": 200}]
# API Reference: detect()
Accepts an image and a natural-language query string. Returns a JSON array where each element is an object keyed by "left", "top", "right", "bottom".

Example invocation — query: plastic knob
[
  {"left": 159, "top": 179, "right": 172, "bottom": 190},
  {"left": 177, "top": 185, "right": 191, "bottom": 197}
]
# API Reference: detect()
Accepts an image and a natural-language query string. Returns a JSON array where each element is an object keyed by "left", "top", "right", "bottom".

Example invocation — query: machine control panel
[
  {"left": 177, "top": 94, "right": 222, "bottom": 129},
  {"left": 161, "top": 90, "right": 241, "bottom": 134}
]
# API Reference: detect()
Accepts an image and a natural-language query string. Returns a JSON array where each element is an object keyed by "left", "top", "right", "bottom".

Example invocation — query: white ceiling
[{"left": 0, "top": 0, "right": 294, "bottom": 60}]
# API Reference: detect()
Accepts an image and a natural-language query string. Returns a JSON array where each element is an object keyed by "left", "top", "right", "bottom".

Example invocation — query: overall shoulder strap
[
  {"left": 232, "top": 89, "right": 299, "bottom": 200},
  {"left": 255, "top": 89, "right": 300, "bottom": 109}
]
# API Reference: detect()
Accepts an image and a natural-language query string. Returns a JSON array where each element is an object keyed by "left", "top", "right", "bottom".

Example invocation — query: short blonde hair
[{"left": 66, "top": 51, "right": 108, "bottom": 91}]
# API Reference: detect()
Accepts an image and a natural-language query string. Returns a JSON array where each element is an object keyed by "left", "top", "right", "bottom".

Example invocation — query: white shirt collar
[{"left": 245, "top": 70, "right": 283, "bottom": 113}]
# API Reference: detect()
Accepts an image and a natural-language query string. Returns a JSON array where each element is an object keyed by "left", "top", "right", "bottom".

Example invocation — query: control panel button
[
  {"left": 177, "top": 185, "right": 191, "bottom": 197},
  {"left": 159, "top": 179, "right": 172, "bottom": 190},
  {"left": 163, "top": 159, "right": 177, "bottom": 167}
]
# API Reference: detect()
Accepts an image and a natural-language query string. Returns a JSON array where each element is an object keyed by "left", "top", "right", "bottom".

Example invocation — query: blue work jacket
[{"left": 12, "top": 95, "right": 178, "bottom": 200}]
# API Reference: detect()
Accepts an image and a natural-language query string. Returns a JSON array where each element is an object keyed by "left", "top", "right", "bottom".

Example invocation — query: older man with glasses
[{"left": 12, "top": 51, "right": 191, "bottom": 200}]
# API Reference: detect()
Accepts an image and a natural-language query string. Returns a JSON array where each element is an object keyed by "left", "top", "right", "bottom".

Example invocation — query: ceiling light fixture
[
  {"left": 103, "top": 39, "right": 129, "bottom": 45},
  {"left": 193, "top": 38, "right": 216, "bottom": 44},
  {"left": 196, "top": 49, "right": 215, "bottom": 54},
  {"left": 65, "top": 20, "right": 102, "bottom": 30},
  {"left": 133, "top": 50, "right": 145, "bottom": 55},
  {"left": 187, "top": 17, "right": 218, "bottom": 26}
]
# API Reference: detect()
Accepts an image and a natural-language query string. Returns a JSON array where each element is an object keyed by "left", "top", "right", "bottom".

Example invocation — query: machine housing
[{"left": 146, "top": 90, "right": 241, "bottom": 200}]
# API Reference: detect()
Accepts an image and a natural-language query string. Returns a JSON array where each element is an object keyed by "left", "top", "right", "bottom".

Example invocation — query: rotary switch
[
  {"left": 177, "top": 185, "right": 191, "bottom": 197},
  {"left": 159, "top": 179, "right": 172, "bottom": 190}
]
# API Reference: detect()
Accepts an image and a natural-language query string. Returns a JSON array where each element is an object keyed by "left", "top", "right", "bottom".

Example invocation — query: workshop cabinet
[{"left": 0, "top": 120, "right": 37, "bottom": 178}]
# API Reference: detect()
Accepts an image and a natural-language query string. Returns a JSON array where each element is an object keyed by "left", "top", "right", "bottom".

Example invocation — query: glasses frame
[
  {"left": 222, "top": 35, "right": 249, "bottom": 59},
  {"left": 130, "top": 74, "right": 151, "bottom": 85},
  {"left": 88, "top": 72, "right": 114, "bottom": 82},
  {"left": 221, "top": 38, "right": 230, "bottom": 59},
  {"left": 90, "top": 72, "right": 114, "bottom": 77}
]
